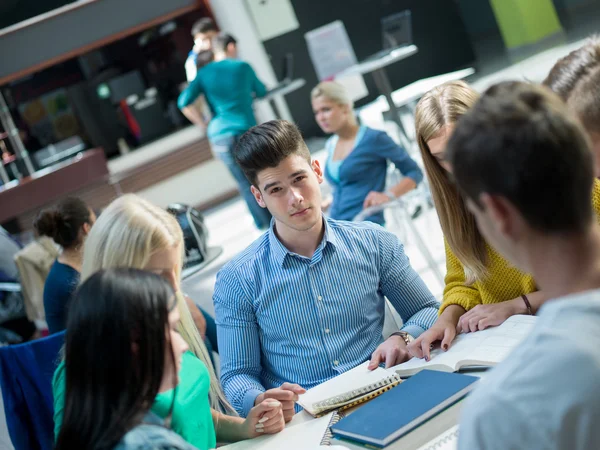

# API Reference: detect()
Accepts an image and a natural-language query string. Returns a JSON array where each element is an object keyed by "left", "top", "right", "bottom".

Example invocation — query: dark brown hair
[
  {"left": 34, "top": 197, "right": 91, "bottom": 249},
  {"left": 566, "top": 65, "right": 600, "bottom": 135},
  {"left": 212, "top": 32, "right": 237, "bottom": 54},
  {"left": 543, "top": 35, "right": 600, "bottom": 100},
  {"left": 191, "top": 17, "right": 217, "bottom": 37},
  {"left": 234, "top": 120, "right": 311, "bottom": 187},
  {"left": 448, "top": 81, "right": 594, "bottom": 234}
]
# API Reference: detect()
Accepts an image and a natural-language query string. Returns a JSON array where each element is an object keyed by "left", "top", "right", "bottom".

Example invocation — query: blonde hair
[
  {"left": 414, "top": 81, "right": 487, "bottom": 282},
  {"left": 311, "top": 81, "right": 354, "bottom": 109},
  {"left": 82, "top": 194, "right": 235, "bottom": 414}
]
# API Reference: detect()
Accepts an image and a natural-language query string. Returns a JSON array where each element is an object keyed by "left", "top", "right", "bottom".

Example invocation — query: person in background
[
  {"left": 0, "top": 227, "right": 36, "bottom": 342},
  {"left": 407, "top": 80, "right": 600, "bottom": 361},
  {"left": 452, "top": 81, "right": 600, "bottom": 450},
  {"left": 311, "top": 81, "right": 423, "bottom": 225},
  {"left": 34, "top": 197, "right": 95, "bottom": 335},
  {"left": 543, "top": 35, "right": 600, "bottom": 175},
  {"left": 185, "top": 17, "right": 218, "bottom": 82},
  {"left": 214, "top": 120, "right": 439, "bottom": 419},
  {"left": 178, "top": 33, "right": 272, "bottom": 229},
  {"left": 52, "top": 195, "right": 283, "bottom": 449}
]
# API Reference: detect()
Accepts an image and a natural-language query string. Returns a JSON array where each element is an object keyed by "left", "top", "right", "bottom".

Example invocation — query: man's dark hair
[
  {"left": 191, "top": 17, "right": 217, "bottom": 37},
  {"left": 212, "top": 32, "right": 237, "bottom": 54},
  {"left": 235, "top": 120, "right": 311, "bottom": 187},
  {"left": 543, "top": 35, "right": 600, "bottom": 100},
  {"left": 447, "top": 81, "right": 594, "bottom": 234}
]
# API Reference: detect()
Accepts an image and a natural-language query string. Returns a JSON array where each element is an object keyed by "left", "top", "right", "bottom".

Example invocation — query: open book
[
  {"left": 297, "top": 362, "right": 401, "bottom": 417},
  {"left": 390, "top": 315, "right": 537, "bottom": 377}
]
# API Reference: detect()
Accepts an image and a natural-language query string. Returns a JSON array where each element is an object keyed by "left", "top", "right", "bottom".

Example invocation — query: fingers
[
  {"left": 264, "top": 389, "right": 296, "bottom": 402},
  {"left": 441, "top": 326, "right": 456, "bottom": 351},
  {"left": 252, "top": 399, "right": 281, "bottom": 416},
  {"left": 407, "top": 338, "right": 424, "bottom": 359},
  {"left": 421, "top": 337, "right": 432, "bottom": 361},
  {"left": 280, "top": 382, "right": 306, "bottom": 395},
  {"left": 253, "top": 400, "right": 285, "bottom": 434},
  {"left": 261, "top": 414, "right": 285, "bottom": 434},
  {"left": 368, "top": 349, "right": 384, "bottom": 370},
  {"left": 478, "top": 318, "right": 491, "bottom": 330}
]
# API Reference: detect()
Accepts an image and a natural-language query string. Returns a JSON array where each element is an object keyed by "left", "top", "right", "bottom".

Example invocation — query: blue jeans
[{"left": 211, "top": 135, "right": 272, "bottom": 229}]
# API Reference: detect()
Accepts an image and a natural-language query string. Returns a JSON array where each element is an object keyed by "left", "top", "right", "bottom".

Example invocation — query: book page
[
  {"left": 390, "top": 315, "right": 537, "bottom": 376},
  {"left": 297, "top": 362, "right": 392, "bottom": 413}
]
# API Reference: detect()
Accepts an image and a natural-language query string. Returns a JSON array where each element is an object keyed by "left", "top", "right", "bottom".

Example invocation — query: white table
[{"left": 336, "top": 46, "right": 418, "bottom": 148}]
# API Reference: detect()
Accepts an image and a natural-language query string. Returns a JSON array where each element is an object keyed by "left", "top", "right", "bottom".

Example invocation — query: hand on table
[
  {"left": 456, "top": 299, "right": 525, "bottom": 334},
  {"left": 255, "top": 383, "right": 306, "bottom": 423},
  {"left": 244, "top": 399, "right": 285, "bottom": 437},
  {"left": 368, "top": 335, "right": 411, "bottom": 370}
]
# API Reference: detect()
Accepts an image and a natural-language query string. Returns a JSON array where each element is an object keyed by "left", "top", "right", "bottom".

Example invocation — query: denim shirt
[{"left": 114, "top": 413, "right": 199, "bottom": 450}]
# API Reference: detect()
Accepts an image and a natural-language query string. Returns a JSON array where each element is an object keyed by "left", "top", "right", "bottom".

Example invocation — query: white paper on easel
[
  {"left": 305, "top": 20, "right": 368, "bottom": 102},
  {"left": 245, "top": 0, "right": 299, "bottom": 41}
]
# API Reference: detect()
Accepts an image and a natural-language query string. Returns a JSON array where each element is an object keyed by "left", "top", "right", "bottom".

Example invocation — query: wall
[
  {"left": 0, "top": 0, "right": 198, "bottom": 82},
  {"left": 259, "top": 0, "right": 475, "bottom": 137}
]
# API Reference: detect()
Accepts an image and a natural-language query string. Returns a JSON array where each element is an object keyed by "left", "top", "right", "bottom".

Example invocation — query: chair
[{"left": 0, "top": 331, "right": 65, "bottom": 450}]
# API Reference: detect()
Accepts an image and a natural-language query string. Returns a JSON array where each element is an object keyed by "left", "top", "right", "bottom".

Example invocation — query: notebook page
[
  {"left": 389, "top": 315, "right": 537, "bottom": 376},
  {"left": 298, "top": 362, "right": 392, "bottom": 412},
  {"left": 219, "top": 413, "right": 334, "bottom": 450}
]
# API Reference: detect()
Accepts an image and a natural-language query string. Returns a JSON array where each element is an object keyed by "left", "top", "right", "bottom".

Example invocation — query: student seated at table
[
  {"left": 53, "top": 195, "right": 284, "bottom": 449},
  {"left": 544, "top": 35, "right": 600, "bottom": 175},
  {"left": 214, "top": 120, "right": 439, "bottom": 419},
  {"left": 55, "top": 268, "right": 283, "bottom": 450},
  {"left": 447, "top": 81, "right": 600, "bottom": 449},
  {"left": 311, "top": 81, "right": 423, "bottom": 225},
  {"left": 178, "top": 32, "right": 272, "bottom": 230},
  {"left": 407, "top": 80, "right": 600, "bottom": 361},
  {"left": 34, "top": 197, "right": 96, "bottom": 335}
]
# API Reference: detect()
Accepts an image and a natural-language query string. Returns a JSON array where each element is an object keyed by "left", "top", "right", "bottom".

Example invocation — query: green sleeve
[{"left": 52, "top": 361, "right": 66, "bottom": 440}]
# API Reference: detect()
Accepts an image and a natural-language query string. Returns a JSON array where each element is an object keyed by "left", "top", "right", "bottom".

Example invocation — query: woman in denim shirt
[{"left": 311, "top": 81, "right": 423, "bottom": 225}]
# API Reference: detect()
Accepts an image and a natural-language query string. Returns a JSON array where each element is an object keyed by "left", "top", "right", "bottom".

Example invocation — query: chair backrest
[{"left": 0, "top": 331, "right": 65, "bottom": 450}]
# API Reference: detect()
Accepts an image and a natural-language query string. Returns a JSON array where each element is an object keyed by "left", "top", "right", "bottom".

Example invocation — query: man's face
[
  {"left": 194, "top": 30, "right": 217, "bottom": 52},
  {"left": 251, "top": 154, "right": 324, "bottom": 234}
]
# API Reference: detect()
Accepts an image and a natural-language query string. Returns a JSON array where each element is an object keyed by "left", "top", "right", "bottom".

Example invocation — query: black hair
[
  {"left": 195, "top": 49, "right": 215, "bottom": 70},
  {"left": 212, "top": 32, "right": 237, "bottom": 54},
  {"left": 234, "top": 120, "right": 310, "bottom": 186},
  {"left": 55, "top": 269, "right": 176, "bottom": 450},
  {"left": 33, "top": 197, "right": 91, "bottom": 249},
  {"left": 447, "top": 81, "right": 594, "bottom": 234},
  {"left": 191, "top": 17, "right": 217, "bottom": 37}
]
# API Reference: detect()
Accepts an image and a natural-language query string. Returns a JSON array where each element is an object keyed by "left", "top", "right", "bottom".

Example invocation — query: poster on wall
[
  {"left": 246, "top": 0, "right": 299, "bottom": 41},
  {"left": 305, "top": 21, "right": 368, "bottom": 102}
]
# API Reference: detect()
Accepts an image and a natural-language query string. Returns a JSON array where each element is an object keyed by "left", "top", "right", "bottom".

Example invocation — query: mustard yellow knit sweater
[{"left": 439, "top": 179, "right": 600, "bottom": 314}]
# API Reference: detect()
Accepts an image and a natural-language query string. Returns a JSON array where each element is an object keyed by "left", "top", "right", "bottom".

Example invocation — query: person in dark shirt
[{"left": 34, "top": 197, "right": 96, "bottom": 334}]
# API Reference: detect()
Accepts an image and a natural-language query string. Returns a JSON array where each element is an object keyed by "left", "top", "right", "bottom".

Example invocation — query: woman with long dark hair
[{"left": 55, "top": 268, "right": 193, "bottom": 449}]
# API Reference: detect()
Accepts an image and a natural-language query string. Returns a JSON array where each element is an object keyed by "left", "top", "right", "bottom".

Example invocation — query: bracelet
[
  {"left": 521, "top": 294, "right": 533, "bottom": 315},
  {"left": 391, "top": 331, "right": 413, "bottom": 346}
]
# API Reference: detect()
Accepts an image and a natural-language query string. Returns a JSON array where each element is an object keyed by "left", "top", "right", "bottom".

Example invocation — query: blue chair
[{"left": 0, "top": 331, "right": 65, "bottom": 450}]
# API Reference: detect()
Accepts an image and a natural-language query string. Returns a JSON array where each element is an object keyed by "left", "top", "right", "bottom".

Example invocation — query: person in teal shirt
[{"left": 178, "top": 32, "right": 272, "bottom": 229}]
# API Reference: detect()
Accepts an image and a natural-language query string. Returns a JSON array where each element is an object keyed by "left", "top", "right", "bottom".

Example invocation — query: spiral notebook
[
  {"left": 298, "top": 363, "right": 402, "bottom": 417},
  {"left": 416, "top": 426, "right": 458, "bottom": 450}
]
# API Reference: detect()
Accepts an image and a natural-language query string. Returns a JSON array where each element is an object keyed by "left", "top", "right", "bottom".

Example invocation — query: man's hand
[
  {"left": 368, "top": 335, "right": 411, "bottom": 370},
  {"left": 254, "top": 383, "right": 306, "bottom": 423},
  {"left": 363, "top": 191, "right": 393, "bottom": 209},
  {"left": 457, "top": 299, "right": 526, "bottom": 334},
  {"left": 244, "top": 399, "right": 285, "bottom": 437}
]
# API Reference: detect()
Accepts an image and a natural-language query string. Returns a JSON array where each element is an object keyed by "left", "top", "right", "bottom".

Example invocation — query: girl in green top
[{"left": 53, "top": 195, "right": 285, "bottom": 449}]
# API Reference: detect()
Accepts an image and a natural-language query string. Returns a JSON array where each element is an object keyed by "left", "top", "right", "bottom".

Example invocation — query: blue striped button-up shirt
[{"left": 214, "top": 217, "right": 439, "bottom": 417}]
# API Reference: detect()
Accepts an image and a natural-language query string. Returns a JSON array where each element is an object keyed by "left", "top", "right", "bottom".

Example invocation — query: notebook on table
[
  {"left": 297, "top": 362, "right": 402, "bottom": 417},
  {"left": 391, "top": 314, "right": 537, "bottom": 377},
  {"left": 330, "top": 370, "right": 477, "bottom": 448}
]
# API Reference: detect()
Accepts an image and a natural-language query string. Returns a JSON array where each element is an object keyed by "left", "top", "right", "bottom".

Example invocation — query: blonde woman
[
  {"left": 311, "top": 81, "right": 423, "bottom": 225},
  {"left": 407, "top": 80, "right": 600, "bottom": 360},
  {"left": 53, "top": 194, "right": 284, "bottom": 449}
]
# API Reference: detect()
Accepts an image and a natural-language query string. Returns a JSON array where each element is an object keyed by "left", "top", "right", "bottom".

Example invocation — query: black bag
[{"left": 166, "top": 204, "right": 210, "bottom": 269}]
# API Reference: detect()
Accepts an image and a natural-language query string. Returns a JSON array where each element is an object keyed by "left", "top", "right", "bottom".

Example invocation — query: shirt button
[
  {"left": 333, "top": 360, "right": 339, "bottom": 366},
  {"left": 325, "top": 328, "right": 330, "bottom": 334},
  {"left": 317, "top": 295, "right": 323, "bottom": 301}
]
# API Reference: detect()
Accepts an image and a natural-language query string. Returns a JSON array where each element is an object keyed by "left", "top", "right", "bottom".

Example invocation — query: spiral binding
[
  {"left": 320, "top": 410, "right": 346, "bottom": 446},
  {"left": 420, "top": 426, "right": 459, "bottom": 450},
  {"left": 313, "top": 373, "right": 401, "bottom": 412}
]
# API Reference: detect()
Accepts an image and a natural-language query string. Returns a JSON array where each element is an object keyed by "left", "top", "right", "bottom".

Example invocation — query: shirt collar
[{"left": 268, "top": 216, "right": 339, "bottom": 267}]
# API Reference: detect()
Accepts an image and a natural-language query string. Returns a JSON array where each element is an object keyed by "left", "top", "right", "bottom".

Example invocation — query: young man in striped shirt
[{"left": 213, "top": 120, "right": 439, "bottom": 419}]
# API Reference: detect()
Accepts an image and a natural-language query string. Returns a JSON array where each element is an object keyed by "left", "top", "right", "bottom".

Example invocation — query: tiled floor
[{"left": 183, "top": 33, "right": 596, "bottom": 316}]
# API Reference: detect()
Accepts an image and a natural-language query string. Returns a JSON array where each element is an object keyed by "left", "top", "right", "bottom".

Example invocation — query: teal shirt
[
  {"left": 178, "top": 59, "right": 267, "bottom": 141},
  {"left": 53, "top": 351, "right": 216, "bottom": 450}
]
